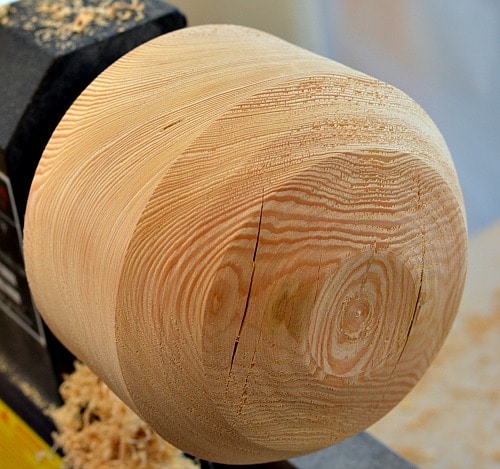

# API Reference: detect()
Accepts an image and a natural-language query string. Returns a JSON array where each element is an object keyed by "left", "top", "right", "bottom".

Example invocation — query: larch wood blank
[{"left": 24, "top": 25, "right": 467, "bottom": 464}]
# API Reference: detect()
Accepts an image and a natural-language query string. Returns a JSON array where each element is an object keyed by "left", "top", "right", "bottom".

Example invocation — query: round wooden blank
[{"left": 24, "top": 25, "right": 467, "bottom": 464}]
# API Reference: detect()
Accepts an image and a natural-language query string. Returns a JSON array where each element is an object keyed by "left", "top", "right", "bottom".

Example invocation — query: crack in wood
[
  {"left": 236, "top": 359, "right": 255, "bottom": 417},
  {"left": 313, "top": 252, "right": 323, "bottom": 306},
  {"left": 359, "top": 240, "right": 377, "bottom": 296},
  {"left": 227, "top": 194, "right": 264, "bottom": 382},
  {"left": 395, "top": 179, "right": 425, "bottom": 368},
  {"left": 399, "top": 247, "right": 425, "bottom": 361},
  {"left": 162, "top": 118, "right": 182, "bottom": 131}
]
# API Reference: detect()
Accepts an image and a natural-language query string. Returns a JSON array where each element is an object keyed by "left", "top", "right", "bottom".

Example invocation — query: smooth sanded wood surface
[{"left": 24, "top": 25, "right": 467, "bottom": 464}]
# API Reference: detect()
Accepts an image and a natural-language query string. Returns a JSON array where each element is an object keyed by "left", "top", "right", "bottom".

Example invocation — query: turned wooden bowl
[{"left": 24, "top": 25, "right": 467, "bottom": 464}]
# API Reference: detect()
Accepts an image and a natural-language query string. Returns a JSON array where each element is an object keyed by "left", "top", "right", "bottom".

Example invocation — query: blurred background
[{"left": 170, "top": 1, "right": 500, "bottom": 467}]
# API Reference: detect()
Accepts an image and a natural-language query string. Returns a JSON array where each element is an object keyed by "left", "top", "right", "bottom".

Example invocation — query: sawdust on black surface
[{"left": 1, "top": 0, "right": 146, "bottom": 45}]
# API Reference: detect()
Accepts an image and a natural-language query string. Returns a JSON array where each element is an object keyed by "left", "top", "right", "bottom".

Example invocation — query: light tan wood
[{"left": 23, "top": 25, "right": 467, "bottom": 464}]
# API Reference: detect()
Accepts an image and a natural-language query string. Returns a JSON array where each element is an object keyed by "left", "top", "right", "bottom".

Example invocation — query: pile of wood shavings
[
  {"left": 1, "top": 0, "right": 145, "bottom": 43},
  {"left": 50, "top": 362, "right": 199, "bottom": 469}
]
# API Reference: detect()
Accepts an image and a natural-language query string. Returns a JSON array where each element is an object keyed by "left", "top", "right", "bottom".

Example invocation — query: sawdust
[
  {"left": 1, "top": 0, "right": 146, "bottom": 45},
  {"left": 50, "top": 362, "right": 199, "bottom": 469},
  {"left": 403, "top": 408, "right": 437, "bottom": 431},
  {"left": 0, "top": 351, "right": 53, "bottom": 412},
  {"left": 487, "top": 390, "right": 500, "bottom": 405},
  {"left": 464, "top": 291, "right": 500, "bottom": 341},
  {"left": 398, "top": 447, "right": 434, "bottom": 466}
]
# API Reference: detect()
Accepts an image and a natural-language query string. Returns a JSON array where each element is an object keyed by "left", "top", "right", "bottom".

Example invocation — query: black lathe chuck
[{"left": 0, "top": 0, "right": 185, "bottom": 413}]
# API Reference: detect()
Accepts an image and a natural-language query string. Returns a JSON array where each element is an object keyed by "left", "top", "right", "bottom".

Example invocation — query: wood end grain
[{"left": 24, "top": 25, "right": 467, "bottom": 464}]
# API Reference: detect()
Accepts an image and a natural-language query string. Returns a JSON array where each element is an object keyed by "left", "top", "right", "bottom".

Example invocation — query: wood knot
[{"left": 340, "top": 296, "right": 373, "bottom": 340}]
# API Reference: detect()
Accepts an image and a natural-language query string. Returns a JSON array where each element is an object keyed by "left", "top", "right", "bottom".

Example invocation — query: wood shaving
[
  {"left": 50, "top": 362, "right": 199, "bottom": 469},
  {"left": 2, "top": 0, "right": 146, "bottom": 45}
]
